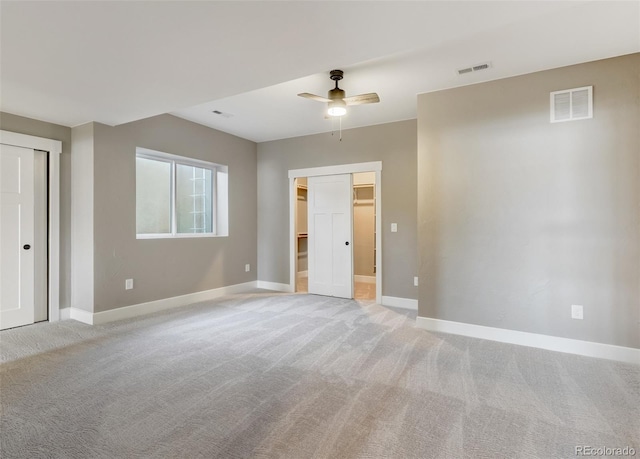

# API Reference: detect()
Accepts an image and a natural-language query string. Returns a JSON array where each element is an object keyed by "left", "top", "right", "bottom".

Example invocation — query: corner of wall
[{"left": 70, "top": 123, "right": 95, "bottom": 313}]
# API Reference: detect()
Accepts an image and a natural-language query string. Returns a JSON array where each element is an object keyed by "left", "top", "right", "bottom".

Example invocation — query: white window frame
[{"left": 136, "top": 147, "right": 226, "bottom": 239}]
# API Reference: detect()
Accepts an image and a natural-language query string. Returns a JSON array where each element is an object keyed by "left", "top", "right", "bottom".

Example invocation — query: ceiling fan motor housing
[
  {"left": 329, "top": 69, "right": 344, "bottom": 81},
  {"left": 328, "top": 88, "right": 346, "bottom": 100},
  {"left": 328, "top": 69, "right": 345, "bottom": 100}
]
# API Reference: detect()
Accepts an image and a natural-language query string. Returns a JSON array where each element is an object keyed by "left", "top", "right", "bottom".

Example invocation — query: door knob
[
  {"left": 345, "top": 241, "right": 349, "bottom": 246},
  {"left": 23, "top": 244, "right": 31, "bottom": 250}
]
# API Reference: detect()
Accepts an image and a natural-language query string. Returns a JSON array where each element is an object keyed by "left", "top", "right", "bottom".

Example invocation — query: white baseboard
[
  {"left": 69, "top": 281, "right": 258, "bottom": 326},
  {"left": 355, "top": 275, "right": 376, "bottom": 284},
  {"left": 69, "top": 307, "right": 94, "bottom": 325},
  {"left": 59, "top": 307, "right": 71, "bottom": 320},
  {"left": 256, "top": 280, "right": 293, "bottom": 292},
  {"left": 416, "top": 316, "right": 640, "bottom": 365},
  {"left": 382, "top": 296, "right": 418, "bottom": 311}
]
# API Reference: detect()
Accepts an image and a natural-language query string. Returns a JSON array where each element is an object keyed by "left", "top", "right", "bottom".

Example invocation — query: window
[{"left": 136, "top": 148, "right": 228, "bottom": 238}]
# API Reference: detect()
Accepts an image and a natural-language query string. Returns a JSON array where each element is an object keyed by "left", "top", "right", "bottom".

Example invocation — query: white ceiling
[{"left": 2, "top": 1, "right": 638, "bottom": 143}]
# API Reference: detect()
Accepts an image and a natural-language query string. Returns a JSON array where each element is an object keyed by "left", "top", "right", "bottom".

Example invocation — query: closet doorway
[
  {"left": 352, "top": 172, "right": 376, "bottom": 300},
  {"left": 0, "top": 130, "right": 62, "bottom": 328},
  {"left": 289, "top": 162, "right": 381, "bottom": 303}
]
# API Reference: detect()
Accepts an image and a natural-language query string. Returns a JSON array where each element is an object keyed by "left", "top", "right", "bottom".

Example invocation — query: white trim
[
  {"left": 59, "top": 307, "right": 71, "bottom": 320},
  {"left": 135, "top": 148, "right": 228, "bottom": 239},
  {"left": 69, "top": 281, "right": 258, "bottom": 326},
  {"left": 355, "top": 275, "right": 376, "bottom": 284},
  {"left": 256, "top": 280, "right": 292, "bottom": 292},
  {"left": 0, "top": 131, "right": 62, "bottom": 154},
  {"left": 374, "top": 169, "right": 381, "bottom": 303},
  {"left": 137, "top": 147, "right": 228, "bottom": 171},
  {"left": 69, "top": 307, "right": 94, "bottom": 325},
  {"left": 289, "top": 162, "right": 382, "bottom": 305},
  {"left": 1, "top": 130, "right": 62, "bottom": 323},
  {"left": 136, "top": 233, "right": 225, "bottom": 240},
  {"left": 382, "top": 296, "right": 418, "bottom": 311},
  {"left": 416, "top": 316, "right": 640, "bottom": 365},
  {"left": 288, "top": 161, "right": 382, "bottom": 179},
  {"left": 290, "top": 176, "right": 297, "bottom": 299}
]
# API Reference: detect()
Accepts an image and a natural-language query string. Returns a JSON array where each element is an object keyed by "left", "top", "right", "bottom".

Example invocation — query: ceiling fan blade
[
  {"left": 298, "top": 93, "right": 332, "bottom": 103},
  {"left": 343, "top": 93, "right": 380, "bottom": 106}
]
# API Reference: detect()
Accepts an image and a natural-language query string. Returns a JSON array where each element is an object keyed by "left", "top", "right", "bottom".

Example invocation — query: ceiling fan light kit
[
  {"left": 327, "top": 100, "right": 347, "bottom": 117},
  {"left": 298, "top": 69, "right": 380, "bottom": 118}
]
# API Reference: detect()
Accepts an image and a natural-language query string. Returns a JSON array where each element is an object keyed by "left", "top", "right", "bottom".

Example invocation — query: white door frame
[
  {"left": 0, "top": 130, "right": 62, "bottom": 322},
  {"left": 288, "top": 161, "right": 382, "bottom": 304}
]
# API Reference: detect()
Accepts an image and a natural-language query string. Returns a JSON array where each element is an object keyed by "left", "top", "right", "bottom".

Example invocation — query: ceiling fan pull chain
[{"left": 339, "top": 116, "right": 342, "bottom": 141}]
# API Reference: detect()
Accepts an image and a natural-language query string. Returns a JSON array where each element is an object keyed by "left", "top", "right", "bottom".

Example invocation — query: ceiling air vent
[
  {"left": 550, "top": 86, "right": 592, "bottom": 123},
  {"left": 212, "top": 110, "right": 234, "bottom": 118},
  {"left": 457, "top": 62, "right": 492, "bottom": 76}
]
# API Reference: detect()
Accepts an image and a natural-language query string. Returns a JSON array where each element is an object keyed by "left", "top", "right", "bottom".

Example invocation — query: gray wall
[
  {"left": 417, "top": 53, "right": 640, "bottom": 348},
  {"left": 71, "top": 123, "right": 95, "bottom": 312},
  {"left": 91, "top": 115, "right": 257, "bottom": 313},
  {"left": 257, "top": 120, "right": 417, "bottom": 300},
  {"left": 0, "top": 112, "right": 73, "bottom": 310}
]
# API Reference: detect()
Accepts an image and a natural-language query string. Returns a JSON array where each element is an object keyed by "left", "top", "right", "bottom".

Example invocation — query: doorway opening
[
  {"left": 294, "top": 177, "right": 309, "bottom": 293},
  {"left": 289, "top": 161, "right": 381, "bottom": 303},
  {"left": 0, "top": 130, "right": 62, "bottom": 328},
  {"left": 352, "top": 172, "right": 376, "bottom": 300}
]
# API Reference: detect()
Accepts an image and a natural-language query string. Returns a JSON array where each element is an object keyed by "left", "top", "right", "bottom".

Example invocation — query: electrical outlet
[
  {"left": 391, "top": 223, "right": 398, "bottom": 233},
  {"left": 414, "top": 276, "right": 419, "bottom": 286},
  {"left": 245, "top": 264, "right": 250, "bottom": 272},
  {"left": 571, "top": 304, "right": 583, "bottom": 320},
  {"left": 125, "top": 279, "right": 134, "bottom": 290}
]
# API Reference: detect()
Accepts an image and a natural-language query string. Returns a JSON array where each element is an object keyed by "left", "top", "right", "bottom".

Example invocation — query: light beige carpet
[{"left": 1, "top": 291, "right": 638, "bottom": 458}]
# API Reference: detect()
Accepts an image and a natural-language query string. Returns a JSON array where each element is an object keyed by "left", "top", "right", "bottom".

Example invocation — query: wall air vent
[
  {"left": 550, "top": 86, "right": 593, "bottom": 123},
  {"left": 457, "top": 62, "right": 492, "bottom": 76}
]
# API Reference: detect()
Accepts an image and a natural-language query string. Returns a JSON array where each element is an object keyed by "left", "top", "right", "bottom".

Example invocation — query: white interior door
[
  {"left": 308, "top": 174, "right": 353, "bottom": 298},
  {"left": 1, "top": 144, "right": 35, "bottom": 330}
]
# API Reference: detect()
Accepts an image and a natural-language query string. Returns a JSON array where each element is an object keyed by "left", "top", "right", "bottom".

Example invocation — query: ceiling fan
[{"left": 298, "top": 69, "right": 380, "bottom": 117}]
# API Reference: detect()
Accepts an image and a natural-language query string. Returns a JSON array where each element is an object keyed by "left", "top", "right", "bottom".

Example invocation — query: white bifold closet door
[
  {"left": 0, "top": 144, "right": 35, "bottom": 330},
  {"left": 307, "top": 174, "right": 353, "bottom": 299}
]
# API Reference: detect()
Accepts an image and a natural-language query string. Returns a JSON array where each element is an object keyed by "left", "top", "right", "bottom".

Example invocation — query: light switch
[{"left": 391, "top": 223, "right": 398, "bottom": 232}]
